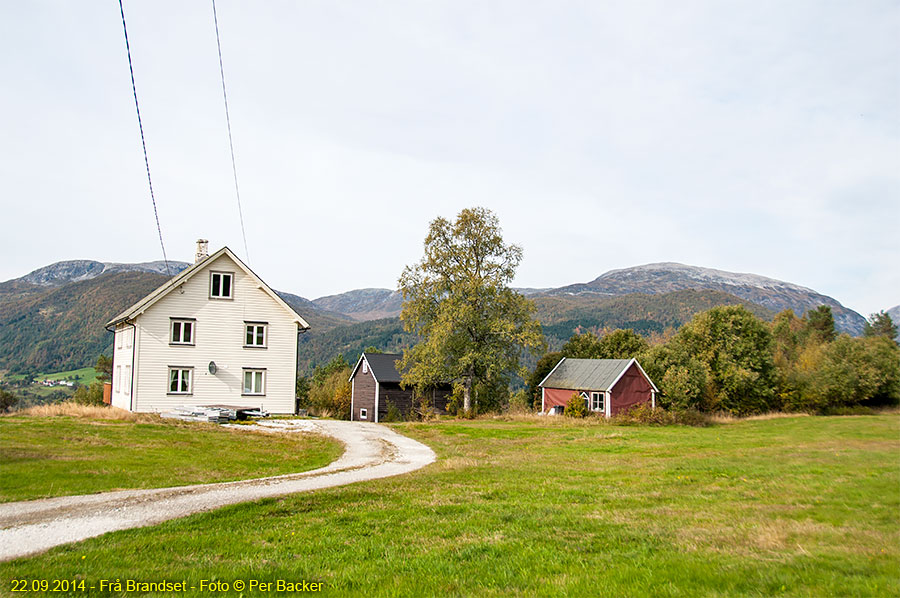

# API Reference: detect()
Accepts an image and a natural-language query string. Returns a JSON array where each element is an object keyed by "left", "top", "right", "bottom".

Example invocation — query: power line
[
  {"left": 117, "top": 0, "right": 171, "bottom": 277},
  {"left": 212, "top": 0, "right": 251, "bottom": 263}
]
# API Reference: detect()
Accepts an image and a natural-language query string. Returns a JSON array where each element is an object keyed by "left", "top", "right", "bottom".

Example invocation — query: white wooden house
[{"left": 105, "top": 241, "right": 309, "bottom": 413}]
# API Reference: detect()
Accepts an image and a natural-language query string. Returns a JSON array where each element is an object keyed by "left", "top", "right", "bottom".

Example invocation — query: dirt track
[{"left": 0, "top": 420, "right": 435, "bottom": 561}]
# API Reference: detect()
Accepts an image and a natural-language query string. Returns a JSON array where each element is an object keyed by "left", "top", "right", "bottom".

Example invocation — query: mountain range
[{"left": 0, "top": 259, "right": 885, "bottom": 375}]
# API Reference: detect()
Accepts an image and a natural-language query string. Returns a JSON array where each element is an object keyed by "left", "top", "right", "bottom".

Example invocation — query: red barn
[{"left": 539, "top": 358, "right": 658, "bottom": 417}]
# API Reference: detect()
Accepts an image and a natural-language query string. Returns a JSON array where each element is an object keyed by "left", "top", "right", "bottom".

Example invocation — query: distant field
[
  {"left": 0, "top": 411, "right": 342, "bottom": 503},
  {"left": 1, "top": 414, "right": 897, "bottom": 596},
  {"left": 3, "top": 366, "right": 98, "bottom": 385}
]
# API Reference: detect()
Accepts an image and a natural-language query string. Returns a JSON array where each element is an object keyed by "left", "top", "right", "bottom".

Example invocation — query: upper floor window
[
  {"left": 168, "top": 367, "right": 193, "bottom": 395},
  {"left": 362, "top": 360, "right": 368, "bottom": 374},
  {"left": 243, "top": 369, "right": 266, "bottom": 396},
  {"left": 210, "top": 272, "right": 233, "bottom": 299},
  {"left": 171, "top": 319, "right": 195, "bottom": 345},
  {"left": 244, "top": 322, "right": 267, "bottom": 348}
]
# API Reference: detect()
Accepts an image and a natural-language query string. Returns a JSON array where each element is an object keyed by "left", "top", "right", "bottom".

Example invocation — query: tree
[
  {"left": 864, "top": 311, "right": 898, "bottom": 344},
  {"left": 526, "top": 351, "right": 563, "bottom": 409},
  {"left": 398, "top": 207, "right": 545, "bottom": 414},
  {"left": 95, "top": 354, "right": 112, "bottom": 383},
  {"left": 560, "top": 329, "right": 648, "bottom": 359},
  {"left": 0, "top": 387, "right": 17, "bottom": 413},
  {"left": 560, "top": 332, "right": 603, "bottom": 358},
  {"left": 805, "top": 305, "right": 836, "bottom": 344},
  {"left": 675, "top": 305, "right": 776, "bottom": 415},
  {"left": 307, "top": 355, "right": 352, "bottom": 419}
]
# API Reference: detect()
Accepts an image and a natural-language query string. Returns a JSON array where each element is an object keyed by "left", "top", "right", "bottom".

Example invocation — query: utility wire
[
  {"left": 117, "top": 0, "right": 171, "bottom": 276},
  {"left": 212, "top": 0, "right": 251, "bottom": 263}
]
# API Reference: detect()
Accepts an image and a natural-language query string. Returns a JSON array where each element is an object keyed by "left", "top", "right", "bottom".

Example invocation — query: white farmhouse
[{"left": 106, "top": 241, "right": 309, "bottom": 413}]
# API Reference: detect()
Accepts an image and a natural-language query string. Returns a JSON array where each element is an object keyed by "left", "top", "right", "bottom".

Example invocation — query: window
[
  {"left": 362, "top": 360, "right": 368, "bottom": 374},
  {"left": 125, "top": 328, "right": 133, "bottom": 348},
  {"left": 244, "top": 322, "right": 267, "bottom": 348},
  {"left": 591, "top": 391, "right": 604, "bottom": 412},
  {"left": 124, "top": 365, "right": 132, "bottom": 396},
  {"left": 171, "top": 319, "right": 195, "bottom": 345},
  {"left": 117, "top": 330, "right": 123, "bottom": 349},
  {"left": 168, "top": 367, "right": 193, "bottom": 394},
  {"left": 243, "top": 369, "right": 265, "bottom": 395},
  {"left": 115, "top": 366, "right": 121, "bottom": 393},
  {"left": 359, "top": 408, "right": 368, "bottom": 420},
  {"left": 210, "top": 272, "right": 233, "bottom": 299}
]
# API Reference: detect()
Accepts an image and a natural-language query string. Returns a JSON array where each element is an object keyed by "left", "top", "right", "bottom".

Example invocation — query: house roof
[
  {"left": 105, "top": 246, "right": 310, "bottom": 329},
  {"left": 539, "top": 357, "right": 658, "bottom": 392},
  {"left": 350, "top": 352, "right": 404, "bottom": 383}
]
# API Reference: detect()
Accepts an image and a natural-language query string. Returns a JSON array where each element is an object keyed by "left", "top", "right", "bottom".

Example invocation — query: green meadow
[
  {"left": 1, "top": 413, "right": 897, "bottom": 596},
  {"left": 0, "top": 412, "right": 341, "bottom": 503}
]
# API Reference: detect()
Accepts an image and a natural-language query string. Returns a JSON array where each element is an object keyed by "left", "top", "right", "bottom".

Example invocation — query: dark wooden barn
[
  {"left": 349, "top": 352, "right": 452, "bottom": 422},
  {"left": 539, "top": 358, "right": 658, "bottom": 417}
]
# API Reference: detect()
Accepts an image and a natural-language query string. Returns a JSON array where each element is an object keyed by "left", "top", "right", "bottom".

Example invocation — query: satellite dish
[{"left": 208, "top": 361, "right": 218, "bottom": 375}]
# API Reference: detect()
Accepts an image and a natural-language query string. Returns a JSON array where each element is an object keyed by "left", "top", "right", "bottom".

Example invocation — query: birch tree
[{"left": 398, "top": 207, "right": 545, "bottom": 414}]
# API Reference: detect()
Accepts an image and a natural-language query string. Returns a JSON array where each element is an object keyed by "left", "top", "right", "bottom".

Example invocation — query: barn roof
[
  {"left": 539, "top": 357, "right": 658, "bottom": 392},
  {"left": 350, "top": 352, "right": 404, "bottom": 383}
]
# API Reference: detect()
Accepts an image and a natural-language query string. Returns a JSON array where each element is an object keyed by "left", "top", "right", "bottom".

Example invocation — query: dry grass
[
  {"left": 709, "top": 411, "right": 812, "bottom": 424},
  {"left": 6, "top": 402, "right": 157, "bottom": 422}
]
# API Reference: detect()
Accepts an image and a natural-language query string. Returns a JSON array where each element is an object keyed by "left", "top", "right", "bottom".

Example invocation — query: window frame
[
  {"left": 167, "top": 367, "right": 193, "bottom": 396},
  {"left": 591, "top": 391, "right": 604, "bottom": 412},
  {"left": 359, "top": 408, "right": 368, "bottom": 420},
  {"left": 115, "top": 365, "right": 121, "bottom": 393},
  {"left": 170, "top": 318, "right": 196, "bottom": 346},
  {"left": 362, "top": 360, "right": 368, "bottom": 374},
  {"left": 243, "top": 321, "right": 268, "bottom": 349},
  {"left": 209, "top": 271, "right": 234, "bottom": 300},
  {"left": 242, "top": 368, "right": 266, "bottom": 396}
]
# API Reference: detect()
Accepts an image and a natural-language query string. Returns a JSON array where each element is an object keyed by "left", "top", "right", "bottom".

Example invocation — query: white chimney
[{"left": 195, "top": 239, "right": 209, "bottom": 263}]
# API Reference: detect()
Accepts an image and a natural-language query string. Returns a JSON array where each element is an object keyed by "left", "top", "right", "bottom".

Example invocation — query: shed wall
[
  {"left": 351, "top": 367, "right": 377, "bottom": 421},
  {"left": 609, "top": 362, "right": 653, "bottom": 415}
]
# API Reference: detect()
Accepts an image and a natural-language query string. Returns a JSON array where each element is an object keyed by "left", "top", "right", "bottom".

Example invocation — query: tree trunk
[{"left": 463, "top": 376, "right": 472, "bottom": 414}]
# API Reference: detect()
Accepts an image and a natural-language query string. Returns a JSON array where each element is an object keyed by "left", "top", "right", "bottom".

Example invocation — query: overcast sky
[{"left": 1, "top": 1, "right": 897, "bottom": 316}]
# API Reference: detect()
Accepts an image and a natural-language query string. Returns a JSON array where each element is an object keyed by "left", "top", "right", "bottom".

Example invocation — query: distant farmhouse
[
  {"left": 539, "top": 358, "right": 658, "bottom": 417},
  {"left": 106, "top": 241, "right": 309, "bottom": 413},
  {"left": 349, "top": 352, "right": 452, "bottom": 422}
]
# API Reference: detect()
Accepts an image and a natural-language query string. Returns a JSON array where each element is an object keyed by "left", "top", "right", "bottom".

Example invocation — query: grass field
[
  {"left": 0, "top": 411, "right": 342, "bottom": 503},
  {"left": 1, "top": 414, "right": 898, "bottom": 597},
  {"left": 3, "top": 367, "right": 99, "bottom": 385}
]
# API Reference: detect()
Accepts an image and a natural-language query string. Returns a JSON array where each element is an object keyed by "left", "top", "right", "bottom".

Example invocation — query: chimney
[{"left": 195, "top": 239, "right": 209, "bottom": 263}]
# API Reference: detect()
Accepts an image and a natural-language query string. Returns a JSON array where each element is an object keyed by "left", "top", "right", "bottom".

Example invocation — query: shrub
[
  {"left": 564, "top": 393, "right": 588, "bottom": 418},
  {"left": 382, "top": 401, "right": 403, "bottom": 422},
  {"left": 612, "top": 404, "right": 710, "bottom": 427},
  {"left": 508, "top": 389, "right": 533, "bottom": 414},
  {"left": 70, "top": 381, "right": 105, "bottom": 407}
]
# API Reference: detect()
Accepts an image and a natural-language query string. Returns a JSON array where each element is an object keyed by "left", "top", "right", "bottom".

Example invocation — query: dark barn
[
  {"left": 539, "top": 358, "right": 658, "bottom": 417},
  {"left": 349, "top": 352, "right": 452, "bottom": 422}
]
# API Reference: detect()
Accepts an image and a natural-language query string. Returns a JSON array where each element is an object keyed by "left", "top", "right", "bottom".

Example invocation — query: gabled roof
[
  {"left": 349, "top": 352, "right": 404, "bottom": 383},
  {"left": 105, "top": 246, "right": 310, "bottom": 329},
  {"left": 539, "top": 357, "right": 658, "bottom": 392}
]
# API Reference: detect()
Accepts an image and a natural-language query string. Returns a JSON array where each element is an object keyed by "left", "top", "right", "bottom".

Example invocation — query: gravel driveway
[{"left": 0, "top": 420, "right": 435, "bottom": 561}]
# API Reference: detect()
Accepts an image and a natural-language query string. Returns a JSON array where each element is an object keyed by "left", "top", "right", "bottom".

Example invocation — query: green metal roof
[{"left": 539, "top": 358, "right": 634, "bottom": 391}]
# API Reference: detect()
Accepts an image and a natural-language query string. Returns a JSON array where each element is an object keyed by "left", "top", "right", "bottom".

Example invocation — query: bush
[
  {"left": 564, "top": 393, "right": 588, "bottom": 418},
  {"left": 307, "top": 356, "right": 352, "bottom": 419},
  {"left": 612, "top": 404, "right": 710, "bottom": 427},
  {"left": 508, "top": 389, "right": 533, "bottom": 414},
  {"left": 382, "top": 401, "right": 403, "bottom": 422},
  {"left": 70, "top": 381, "right": 105, "bottom": 407}
]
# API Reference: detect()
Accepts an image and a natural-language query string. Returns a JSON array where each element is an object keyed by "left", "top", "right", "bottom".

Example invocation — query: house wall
[
  {"left": 129, "top": 253, "right": 298, "bottom": 413},
  {"left": 378, "top": 383, "right": 415, "bottom": 420},
  {"left": 110, "top": 323, "right": 135, "bottom": 410},
  {"left": 351, "top": 366, "right": 376, "bottom": 421},
  {"left": 542, "top": 387, "right": 582, "bottom": 411},
  {"left": 609, "top": 362, "right": 654, "bottom": 416}
]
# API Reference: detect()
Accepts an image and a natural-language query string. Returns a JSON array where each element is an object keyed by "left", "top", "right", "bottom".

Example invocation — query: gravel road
[{"left": 0, "top": 420, "right": 435, "bottom": 561}]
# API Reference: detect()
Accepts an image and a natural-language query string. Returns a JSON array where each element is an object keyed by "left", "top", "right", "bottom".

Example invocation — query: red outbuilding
[{"left": 539, "top": 357, "right": 658, "bottom": 417}]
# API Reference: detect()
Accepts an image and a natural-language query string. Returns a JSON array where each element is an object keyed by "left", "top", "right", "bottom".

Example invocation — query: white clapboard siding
[{"left": 124, "top": 253, "right": 298, "bottom": 413}]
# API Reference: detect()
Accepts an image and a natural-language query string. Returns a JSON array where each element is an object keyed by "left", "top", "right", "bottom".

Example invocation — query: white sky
[{"left": 1, "top": 1, "right": 897, "bottom": 315}]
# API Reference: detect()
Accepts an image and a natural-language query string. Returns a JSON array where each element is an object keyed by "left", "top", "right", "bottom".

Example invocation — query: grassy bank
[
  {"left": 1, "top": 414, "right": 898, "bottom": 596},
  {"left": 0, "top": 407, "right": 342, "bottom": 503}
]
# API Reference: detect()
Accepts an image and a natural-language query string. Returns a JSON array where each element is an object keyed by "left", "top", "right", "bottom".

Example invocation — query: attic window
[
  {"left": 210, "top": 272, "right": 233, "bottom": 299},
  {"left": 362, "top": 360, "right": 368, "bottom": 374}
]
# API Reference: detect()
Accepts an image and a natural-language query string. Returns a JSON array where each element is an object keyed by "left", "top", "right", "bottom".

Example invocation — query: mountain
[
  {"left": 16, "top": 259, "right": 192, "bottom": 287},
  {"left": 542, "top": 263, "right": 866, "bottom": 335},
  {"left": 0, "top": 266, "right": 352, "bottom": 374},
  {"left": 312, "top": 288, "right": 403, "bottom": 322}
]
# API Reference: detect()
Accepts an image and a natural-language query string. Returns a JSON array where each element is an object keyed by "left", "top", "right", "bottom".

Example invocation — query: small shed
[
  {"left": 539, "top": 357, "right": 658, "bottom": 417},
  {"left": 349, "top": 352, "right": 452, "bottom": 422}
]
